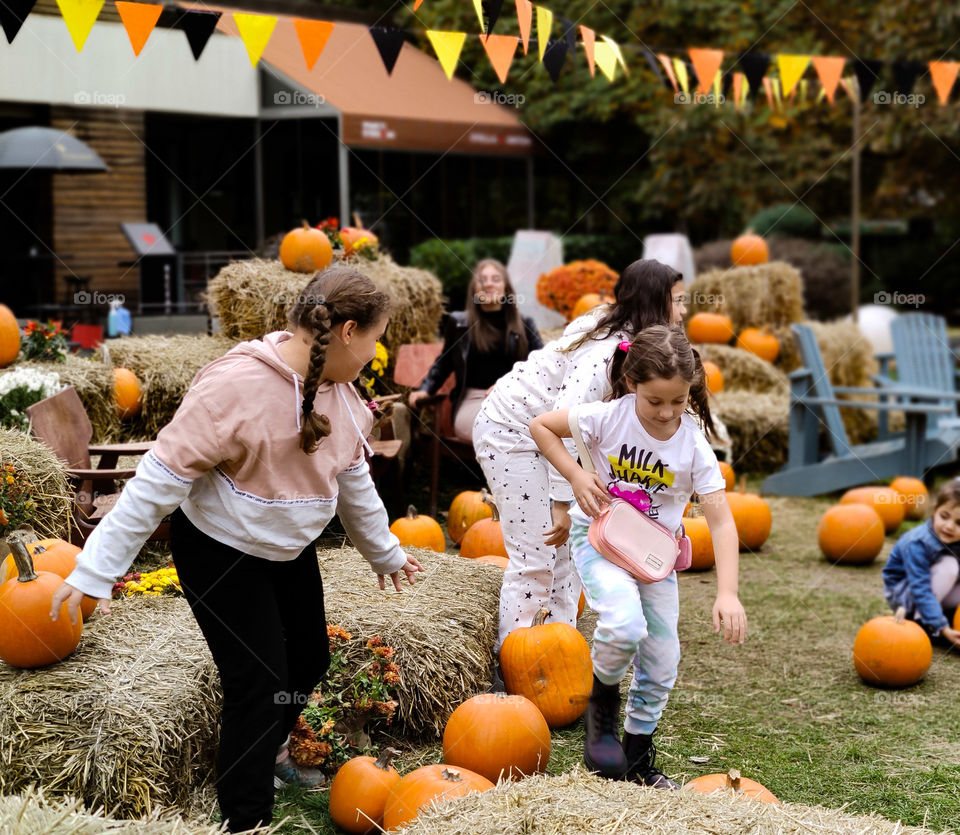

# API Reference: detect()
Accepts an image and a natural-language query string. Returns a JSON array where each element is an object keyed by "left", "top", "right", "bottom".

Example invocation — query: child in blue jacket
[{"left": 883, "top": 479, "right": 960, "bottom": 648}]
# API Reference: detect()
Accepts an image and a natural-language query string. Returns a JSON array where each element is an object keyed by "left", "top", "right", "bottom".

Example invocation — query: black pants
[{"left": 171, "top": 509, "right": 330, "bottom": 833}]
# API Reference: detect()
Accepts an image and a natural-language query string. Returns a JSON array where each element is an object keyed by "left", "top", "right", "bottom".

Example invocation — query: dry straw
[
  {"left": 686, "top": 261, "right": 805, "bottom": 332},
  {"left": 711, "top": 391, "right": 790, "bottom": 473},
  {"left": 0, "top": 428, "right": 72, "bottom": 540},
  {"left": 318, "top": 545, "right": 501, "bottom": 738},
  {"left": 398, "top": 767, "right": 945, "bottom": 835}
]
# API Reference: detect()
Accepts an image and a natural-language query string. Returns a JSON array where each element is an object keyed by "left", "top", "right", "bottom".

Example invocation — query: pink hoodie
[{"left": 66, "top": 331, "right": 406, "bottom": 600}]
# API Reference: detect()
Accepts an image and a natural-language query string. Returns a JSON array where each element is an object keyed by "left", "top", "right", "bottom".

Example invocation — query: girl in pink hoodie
[{"left": 50, "top": 266, "right": 422, "bottom": 833}]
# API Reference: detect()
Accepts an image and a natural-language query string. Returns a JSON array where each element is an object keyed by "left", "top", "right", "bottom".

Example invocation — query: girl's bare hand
[
  {"left": 544, "top": 502, "right": 571, "bottom": 547},
  {"left": 379, "top": 553, "right": 423, "bottom": 591},
  {"left": 572, "top": 471, "right": 610, "bottom": 519},
  {"left": 49, "top": 582, "right": 110, "bottom": 625},
  {"left": 712, "top": 593, "right": 747, "bottom": 644}
]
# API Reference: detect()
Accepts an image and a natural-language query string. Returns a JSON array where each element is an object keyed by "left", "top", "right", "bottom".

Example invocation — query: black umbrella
[{"left": 0, "top": 126, "right": 108, "bottom": 172}]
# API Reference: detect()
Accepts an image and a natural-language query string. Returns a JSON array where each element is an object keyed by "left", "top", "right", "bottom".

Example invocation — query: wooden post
[{"left": 851, "top": 84, "right": 861, "bottom": 324}]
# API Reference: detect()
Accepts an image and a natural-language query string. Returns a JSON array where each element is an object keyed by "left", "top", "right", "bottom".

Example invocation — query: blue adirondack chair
[{"left": 762, "top": 323, "right": 957, "bottom": 497}]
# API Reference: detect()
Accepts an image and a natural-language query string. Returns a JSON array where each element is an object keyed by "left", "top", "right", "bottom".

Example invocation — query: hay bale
[
  {"left": 104, "top": 335, "right": 237, "bottom": 441},
  {"left": 698, "top": 345, "right": 788, "bottom": 396},
  {"left": 399, "top": 767, "right": 944, "bottom": 835},
  {"left": 0, "top": 597, "right": 220, "bottom": 819},
  {"left": 711, "top": 391, "right": 790, "bottom": 473},
  {"left": 687, "top": 262, "right": 804, "bottom": 332},
  {"left": 0, "top": 428, "right": 71, "bottom": 540},
  {"left": 319, "top": 545, "right": 500, "bottom": 738}
]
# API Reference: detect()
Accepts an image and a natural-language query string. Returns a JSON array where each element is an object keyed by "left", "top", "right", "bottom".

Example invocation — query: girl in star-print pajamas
[{"left": 473, "top": 259, "right": 688, "bottom": 654}]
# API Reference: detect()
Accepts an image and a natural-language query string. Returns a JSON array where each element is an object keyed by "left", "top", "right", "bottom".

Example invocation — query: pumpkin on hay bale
[{"left": 0, "top": 428, "right": 72, "bottom": 542}]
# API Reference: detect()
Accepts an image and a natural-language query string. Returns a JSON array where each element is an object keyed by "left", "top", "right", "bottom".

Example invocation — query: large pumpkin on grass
[
  {"left": 687, "top": 313, "right": 734, "bottom": 345},
  {"left": 840, "top": 486, "right": 904, "bottom": 534},
  {"left": 0, "top": 536, "right": 83, "bottom": 668},
  {"left": 817, "top": 504, "right": 885, "bottom": 565},
  {"left": 718, "top": 461, "right": 735, "bottom": 491},
  {"left": 382, "top": 764, "right": 493, "bottom": 831},
  {"left": 328, "top": 749, "right": 400, "bottom": 834},
  {"left": 686, "top": 769, "right": 779, "bottom": 803},
  {"left": 0, "top": 304, "right": 20, "bottom": 367},
  {"left": 340, "top": 226, "right": 378, "bottom": 255},
  {"left": 2, "top": 538, "right": 96, "bottom": 619},
  {"left": 735, "top": 328, "right": 779, "bottom": 363},
  {"left": 730, "top": 233, "right": 769, "bottom": 266},
  {"left": 702, "top": 360, "right": 723, "bottom": 394},
  {"left": 113, "top": 367, "right": 142, "bottom": 419},
  {"left": 448, "top": 489, "right": 494, "bottom": 545},
  {"left": 889, "top": 477, "right": 928, "bottom": 521},
  {"left": 443, "top": 693, "right": 550, "bottom": 782},
  {"left": 460, "top": 494, "right": 506, "bottom": 559},
  {"left": 389, "top": 505, "right": 445, "bottom": 553},
  {"left": 682, "top": 515, "right": 714, "bottom": 571},
  {"left": 726, "top": 484, "right": 772, "bottom": 551},
  {"left": 500, "top": 608, "right": 592, "bottom": 728},
  {"left": 853, "top": 606, "right": 931, "bottom": 688},
  {"left": 279, "top": 221, "right": 333, "bottom": 273}
]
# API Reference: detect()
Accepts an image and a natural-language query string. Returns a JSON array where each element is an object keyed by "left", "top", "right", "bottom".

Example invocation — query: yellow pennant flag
[
  {"left": 672, "top": 57, "right": 690, "bottom": 96},
  {"left": 426, "top": 30, "right": 466, "bottom": 79},
  {"left": 233, "top": 13, "right": 277, "bottom": 67},
  {"left": 777, "top": 54, "right": 810, "bottom": 97},
  {"left": 471, "top": 0, "right": 485, "bottom": 33},
  {"left": 712, "top": 70, "right": 722, "bottom": 107},
  {"left": 535, "top": 5, "right": 552, "bottom": 61},
  {"left": 56, "top": 0, "right": 104, "bottom": 51},
  {"left": 593, "top": 40, "right": 618, "bottom": 82},
  {"left": 601, "top": 35, "right": 628, "bottom": 75}
]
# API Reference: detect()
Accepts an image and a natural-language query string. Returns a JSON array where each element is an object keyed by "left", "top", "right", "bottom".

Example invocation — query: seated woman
[{"left": 408, "top": 259, "right": 543, "bottom": 442}]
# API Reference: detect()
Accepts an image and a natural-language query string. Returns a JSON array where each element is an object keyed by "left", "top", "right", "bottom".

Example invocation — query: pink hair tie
[{"left": 618, "top": 340, "right": 631, "bottom": 353}]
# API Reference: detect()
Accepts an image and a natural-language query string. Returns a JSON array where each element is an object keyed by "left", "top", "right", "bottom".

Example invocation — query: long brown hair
[
  {"left": 465, "top": 259, "right": 529, "bottom": 357},
  {"left": 611, "top": 324, "right": 715, "bottom": 438},
  {"left": 287, "top": 266, "right": 391, "bottom": 454}
]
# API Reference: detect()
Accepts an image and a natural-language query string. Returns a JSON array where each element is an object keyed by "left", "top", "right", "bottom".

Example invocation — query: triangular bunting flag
[
  {"left": 369, "top": 26, "right": 405, "bottom": 75},
  {"left": 515, "top": 0, "right": 532, "bottom": 55},
  {"left": 601, "top": 35, "right": 627, "bottom": 75},
  {"left": 712, "top": 70, "right": 723, "bottom": 107},
  {"left": 115, "top": 1, "right": 161, "bottom": 57},
  {"left": 233, "top": 13, "right": 276, "bottom": 67},
  {"left": 560, "top": 16, "right": 576, "bottom": 57},
  {"left": 413, "top": 0, "right": 423, "bottom": 9},
  {"left": 777, "top": 53, "right": 810, "bottom": 97},
  {"left": 56, "top": 0, "right": 104, "bottom": 52},
  {"left": 733, "top": 72, "right": 745, "bottom": 109},
  {"left": 643, "top": 47, "right": 671, "bottom": 90},
  {"left": 594, "top": 41, "right": 618, "bottom": 82},
  {"left": 175, "top": 9, "right": 221, "bottom": 61},
  {"left": 1, "top": 0, "right": 37, "bottom": 44},
  {"left": 480, "top": 33, "right": 517, "bottom": 84},
  {"left": 721, "top": 68, "right": 734, "bottom": 99},
  {"left": 657, "top": 53, "right": 678, "bottom": 92},
  {"left": 852, "top": 58, "right": 883, "bottom": 101},
  {"left": 535, "top": 5, "right": 552, "bottom": 61},
  {"left": 812, "top": 55, "right": 845, "bottom": 104},
  {"left": 483, "top": 0, "right": 504, "bottom": 34},
  {"left": 893, "top": 60, "right": 924, "bottom": 94},
  {"left": 689, "top": 48, "right": 724, "bottom": 96},
  {"left": 427, "top": 30, "right": 466, "bottom": 80},
  {"left": 293, "top": 19, "right": 334, "bottom": 71},
  {"left": 736, "top": 52, "right": 770, "bottom": 98},
  {"left": 672, "top": 57, "right": 691, "bottom": 96},
  {"left": 580, "top": 25, "right": 595, "bottom": 77},
  {"left": 929, "top": 60, "right": 960, "bottom": 105},
  {"left": 471, "top": 0, "right": 484, "bottom": 32},
  {"left": 839, "top": 76, "right": 855, "bottom": 102},
  {"left": 797, "top": 78, "right": 808, "bottom": 103},
  {"left": 762, "top": 77, "right": 774, "bottom": 108},
  {"left": 542, "top": 38, "right": 567, "bottom": 82}
]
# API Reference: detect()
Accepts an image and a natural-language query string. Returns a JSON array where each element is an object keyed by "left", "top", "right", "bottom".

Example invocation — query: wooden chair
[
  {"left": 762, "top": 323, "right": 958, "bottom": 497},
  {"left": 393, "top": 342, "right": 475, "bottom": 516},
  {"left": 26, "top": 386, "right": 168, "bottom": 546}
]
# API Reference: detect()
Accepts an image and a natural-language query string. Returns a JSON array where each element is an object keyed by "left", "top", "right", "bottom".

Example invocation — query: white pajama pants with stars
[
  {"left": 473, "top": 413, "right": 581, "bottom": 650},
  {"left": 570, "top": 521, "right": 681, "bottom": 735}
]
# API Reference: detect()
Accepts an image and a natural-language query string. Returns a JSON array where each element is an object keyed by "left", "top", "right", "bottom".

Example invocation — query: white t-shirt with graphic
[{"left": 571, "top": 395, "right": 725, "bottom": 536}]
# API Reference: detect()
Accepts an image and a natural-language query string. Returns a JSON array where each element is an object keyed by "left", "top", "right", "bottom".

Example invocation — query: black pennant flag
[
  {"left": 560, "top": 16, "right": 576, "bottom": 56},
  {"left": 481, "top": 0, "right": 503, "bottom": 35},
  {"left": 643, "top": 47, "right": 673, "bottom": 91},
  {"left": 542, "top": 39, "right": 568, "bottom": 83},
  {"left": 893, "top": 60, "right": 924, "bottom": 95},
  {"left": 369, "top": 27, "right": 406, "bottom": 75},
  {"left": 175, "top": 9, "right": 222, "bottom": 61},
  {"left": 853, "top": 58, "right": 884, "bottom": 101},
  {"left": 736, "top": 52, "right": 771, "bottom": 98},
  {"left": 0, "top": 0, "right": 36, "bottom": 44}
]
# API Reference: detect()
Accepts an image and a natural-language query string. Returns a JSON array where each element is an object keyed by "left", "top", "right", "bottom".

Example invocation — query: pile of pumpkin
[{"left": 278, "top": 220, "right": 379, "bottom": 274}]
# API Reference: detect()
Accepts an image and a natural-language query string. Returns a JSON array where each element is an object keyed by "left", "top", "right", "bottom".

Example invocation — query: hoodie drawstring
[
  {"left": 338, "top": 386, "right": 375, "bottom": 457},
  {"left": 293, "top": 374, "right": 302, "bottom": 432}
]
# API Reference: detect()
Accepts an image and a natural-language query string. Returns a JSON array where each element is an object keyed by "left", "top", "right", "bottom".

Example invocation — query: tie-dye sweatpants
[{"left": 570, "top": 521, "right": 681, "bottom": 735}]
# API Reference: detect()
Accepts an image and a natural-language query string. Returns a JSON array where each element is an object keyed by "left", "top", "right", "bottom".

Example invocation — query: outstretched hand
[
  {"left": 712, "top": 592, "right": 747, "bottom": 645},
  {"left": 49, "top": 581, "right": 110, "bottom": 625},
  {"left": 378, "top": 553, "right": 423, "bottom": 591},
  {"left": 572, "top": 471, "right": 610, "bottom": 519}
]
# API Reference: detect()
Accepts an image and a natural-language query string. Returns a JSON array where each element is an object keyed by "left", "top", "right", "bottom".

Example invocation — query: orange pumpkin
[
  {"left": 382, "top": 765, "right": 493, "bottom": 831},
  {"left": 682, "top": 515, "right": 715, "bottom": 571},
  {"left": 686, "top": 769, "right": 779, "bottom": 804},
  {"left": 113, "top": 367, "right": 142, "bottom": 419},
  {"left": 443, "top": 693, "right": 551, "bottom": 782},
  {"left": 474, "top": 555, "right": 509, "bottom": 569},
  {"left": 571, "top": 293, "right": 614, "bottom": 321},
  {"left": 853, "top": 606, "right": 932, "bottom": 688},
  {"left": 687, "top": 313, "right": 734, "bottom": 345},
  {"left": 448, "top": 489, "right": 494, "bottom": 545},
  {"left": 340, "top": 226, "right": 379, "bottom": 256},
  {"left": 500, "top": 608, "right": 592, "bottom": 728},
  {"left": 577, "top": 589, "right": 586, "bottom": 618},
  {"left": 702, "top": 360, "right": 724, "bottom": 394},
  {"left": 889, "top": 476, "right": 928, "bottom": 521},
  {"left": 389, "top": 505, "right": 445, "bottom": 553},
  {"left": 730, "top": 233, "right": 769, "bottom": 266},
  {"left": 726, "top": 485, "right": 772, "bottom": 551},
  {"left": 0, "top": 535, "right": 83, "bottom": 668},
  {"left": 817, "top": 504, "right": 885, "bottom": 565},
  {"left": 718, "top": 461, "right": 735, "bottom": 491},
  {"left": 840, "top": 486, "right": 904, "bottom": 534},
  {"left": 3, "top": 538, "right": 96, "bottom": 620},
  {"left": 460, "top": 494, "right": 506, "bottom": 559},
  {"left": 735, "top": 328, "right": 780, "bottom": 363},
  {"left": 0, "top": 304, "right": 20, "bottom": 367},
  {"left": 279, "top": 221, "right": 333, "bottom": 273},
  {"left": 328, "top": 748, "right": 401, "bottom": 834}
]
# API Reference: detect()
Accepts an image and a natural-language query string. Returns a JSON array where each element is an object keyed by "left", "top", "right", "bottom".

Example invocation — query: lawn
[{"left": 263, "top": 469, "right": 960, "bottom": 834}]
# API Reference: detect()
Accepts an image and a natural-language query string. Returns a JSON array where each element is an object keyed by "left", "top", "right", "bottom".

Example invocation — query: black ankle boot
[
  {"left": 485, "top": 655, "right": 506, "bottom": 694},
  {"left": 583, "top": 675, "right": 627, "bottom": 779},
  {"left": 622, "top": 730, "right": 680, "bottom": 789}
]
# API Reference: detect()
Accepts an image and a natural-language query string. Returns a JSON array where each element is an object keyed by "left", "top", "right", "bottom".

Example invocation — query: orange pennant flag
[
  {"left": 762, "top": 76, "right": 775, "bottom": 108},
  {"left": 580, "top": 25, "right": 595, "bottom": 77},
  {"left": 688, "top": 48, "right": 724, "bottom": 96},
  {"left": 657, "top": 53, "right": 678, "bottom": 92},
  {"left": 293, "top": 18, "right": 334, "bottom": 71},
  {"left": 839, "top": 76, "right": 855, "bottom": 101},
  {"left": 733, "top": 72, "right": 745, "bottom": 109},
  {"left": 811, "top": 55, "right": 845, "bottom": 104},
  {"left": 413, "top": 0, "right": 424, "bottom": 9},
  {"left": 515, "top": 0, "right": 532, "bottom": 55},
  {"left": 480, "top": 33, "right": 518, "bottom": 84},
  {"left": 115, "top": 1, "right": 161, "bottom": 56},
  {"left": 929, "top": 60, "right": 960, "bottom": 105}
]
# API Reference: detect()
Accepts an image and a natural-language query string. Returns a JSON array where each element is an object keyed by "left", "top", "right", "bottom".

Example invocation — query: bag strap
[{"left": 567, "top": 407, "right": 596, "bottom": 474}]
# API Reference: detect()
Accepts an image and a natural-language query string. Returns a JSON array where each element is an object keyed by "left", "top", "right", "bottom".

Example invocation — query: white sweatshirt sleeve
[{"left": 335, "top": 459, "right": 408, "bottom": 576}]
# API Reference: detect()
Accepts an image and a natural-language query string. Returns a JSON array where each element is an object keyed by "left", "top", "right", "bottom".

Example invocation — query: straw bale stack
[
  {"left": 0, "top": 428, "right": 71, "bottom": 540},
  {"left": 398, "top": 767, "right": 945, "bottom": 835},
  {"left": 710, "top": 391, "right": 790, "bottom": 473},
  {"left": 686, "top": 261, "right": 804, "bottom": 332}
]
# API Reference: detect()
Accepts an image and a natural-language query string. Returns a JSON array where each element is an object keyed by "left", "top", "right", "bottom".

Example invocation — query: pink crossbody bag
[{"left": 568, "top": 409, "right": 692, "bottom": 583}]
